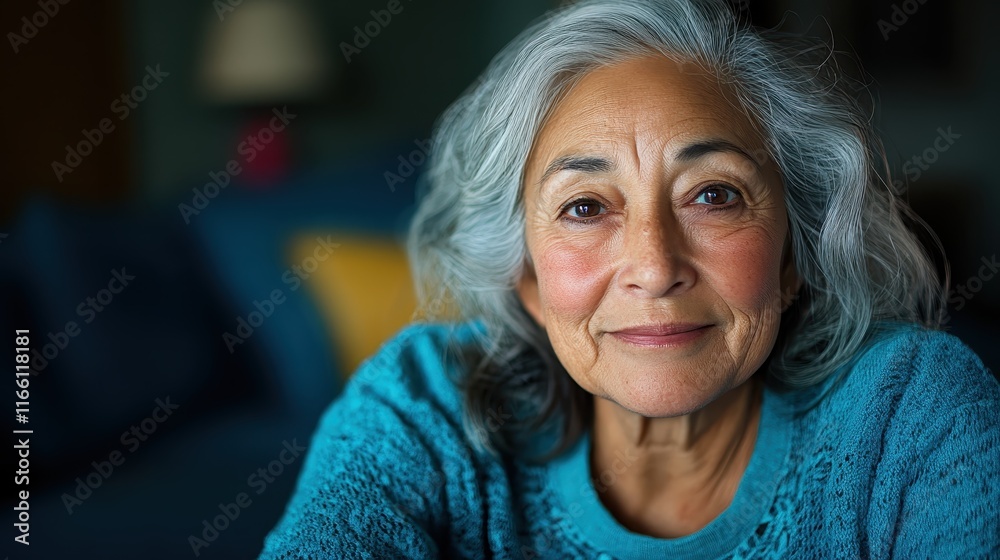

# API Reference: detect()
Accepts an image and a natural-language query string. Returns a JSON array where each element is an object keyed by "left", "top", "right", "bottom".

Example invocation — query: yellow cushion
[{"left": 288, "top": 234, "right": 417, "bottom": 380}]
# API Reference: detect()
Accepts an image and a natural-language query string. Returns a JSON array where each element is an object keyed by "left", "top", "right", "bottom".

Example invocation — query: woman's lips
[{"left": 609, "top": 323, "right": 712, "bottom": 347}]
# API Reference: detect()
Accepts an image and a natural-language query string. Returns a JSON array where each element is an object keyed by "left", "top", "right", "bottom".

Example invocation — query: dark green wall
[{"left": 125, "top": 0, "right": 554, "bottom": 201}]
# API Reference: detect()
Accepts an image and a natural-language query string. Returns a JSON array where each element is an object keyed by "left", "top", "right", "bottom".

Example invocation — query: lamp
[{"left": 199, "top": 0, "right": 331, "bottom": 186}]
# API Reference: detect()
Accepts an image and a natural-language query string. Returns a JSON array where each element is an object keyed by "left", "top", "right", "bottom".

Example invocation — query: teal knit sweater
[{"left": 259, "top": 322, "right": 1000, "bottom": 559}]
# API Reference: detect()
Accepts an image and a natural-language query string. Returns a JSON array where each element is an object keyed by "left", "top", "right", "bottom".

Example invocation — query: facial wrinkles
[
  {"left": 528, "top": 215, "right": 607, "bottom": 377},
  {"left": 529, "top": 139, "right": 630, "bottom": 380},
  {"left": 540, "top": 258, "right": 602, "bottom": 372},
  {"left": 722, "top": 234, "right": 786, "bottom": 376},
  {"left": 519, "top": 55, "right": 791, "bottom": 418}
]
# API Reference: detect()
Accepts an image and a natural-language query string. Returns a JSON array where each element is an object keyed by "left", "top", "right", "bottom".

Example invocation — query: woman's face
[{"left": 517, "top": 55, "right": 798, "bottom": 417}]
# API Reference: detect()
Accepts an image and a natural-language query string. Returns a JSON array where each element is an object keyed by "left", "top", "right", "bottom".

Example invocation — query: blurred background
[{"left": 1, "top": 0, "right": 997, "bottom": 558}]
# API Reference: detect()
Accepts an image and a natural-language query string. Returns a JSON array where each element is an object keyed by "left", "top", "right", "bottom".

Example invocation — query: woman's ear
[{"left": 516, "top": 258, "right": 545, "bottom": 328}]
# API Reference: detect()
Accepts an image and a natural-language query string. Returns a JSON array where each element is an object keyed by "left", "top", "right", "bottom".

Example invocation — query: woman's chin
[{"left": 598, "top": 379, "right": 723, "bottom": 418}]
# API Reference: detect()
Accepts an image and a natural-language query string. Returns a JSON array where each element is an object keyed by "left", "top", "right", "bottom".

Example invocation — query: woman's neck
[{"left": 589, "top": 376, "right": 763, "bottom": 538}]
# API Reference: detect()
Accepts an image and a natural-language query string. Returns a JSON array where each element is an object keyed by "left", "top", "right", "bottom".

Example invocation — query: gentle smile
[{"left": 609, "top": 323, "right": 712, "bottom": 347}]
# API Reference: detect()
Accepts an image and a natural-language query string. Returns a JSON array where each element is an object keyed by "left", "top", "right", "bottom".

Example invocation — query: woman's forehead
[{"left": 526, "top": 55, "right": 767, "bottom": 178}]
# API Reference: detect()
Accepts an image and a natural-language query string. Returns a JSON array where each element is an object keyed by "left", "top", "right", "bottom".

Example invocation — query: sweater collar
[{"left": 545, "top": 383, "right": 794, "bottom": 559}]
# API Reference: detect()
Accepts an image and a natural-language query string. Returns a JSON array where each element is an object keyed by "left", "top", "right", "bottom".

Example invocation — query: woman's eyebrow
[
  {"left": 537, "top": 140, "right": 761, "bottom": 188},
  {"left": 538, "top": 155, "right": 614, "bottom": 185},
  {"left": 675, "top": 139, "right": 762, "bottom": 170}
]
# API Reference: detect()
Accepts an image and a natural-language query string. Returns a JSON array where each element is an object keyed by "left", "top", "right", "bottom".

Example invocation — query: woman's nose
[{"left": 616, "top": 205, "right": 696, "bottom": 298}]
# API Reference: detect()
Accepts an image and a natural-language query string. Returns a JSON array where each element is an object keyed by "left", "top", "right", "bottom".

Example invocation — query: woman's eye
[
  {"left": 562, "top": 199, "right": 605, "bottom": 219},
  {"left": 694, "top": 185, "right": 740, "bottom": 206}
]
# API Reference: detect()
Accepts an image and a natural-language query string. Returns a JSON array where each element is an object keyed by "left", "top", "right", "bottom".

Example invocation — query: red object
[{"left": 237, "top": 111, "right": 290, "bottom": 188}]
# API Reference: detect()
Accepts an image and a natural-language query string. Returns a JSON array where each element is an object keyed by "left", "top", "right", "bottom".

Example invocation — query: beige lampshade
[{"left": 199, "top": 0, "right": 331, "bottom": 104}]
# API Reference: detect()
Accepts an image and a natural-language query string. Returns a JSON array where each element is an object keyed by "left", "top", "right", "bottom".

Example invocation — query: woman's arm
[
  {"left": 257, "top": 382, "right": 448, "bottom": 559},
  {"left": 258, "top": 326, "right": 477, "bottom": 559}
]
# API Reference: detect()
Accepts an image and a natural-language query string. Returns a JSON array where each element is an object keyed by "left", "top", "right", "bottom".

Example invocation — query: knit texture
[{"left": 259, "top": 322, "right": 1000, "bottom": 559}]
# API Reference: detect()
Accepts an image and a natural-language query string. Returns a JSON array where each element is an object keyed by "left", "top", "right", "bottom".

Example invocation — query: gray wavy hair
[{"left": 407, "top": 0, "right": 944, "bottom": 457}]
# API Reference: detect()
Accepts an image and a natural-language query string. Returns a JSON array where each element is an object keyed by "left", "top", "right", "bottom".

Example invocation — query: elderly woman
[{"left": 261, "top": 0, "right": 999, "bottom": 557}]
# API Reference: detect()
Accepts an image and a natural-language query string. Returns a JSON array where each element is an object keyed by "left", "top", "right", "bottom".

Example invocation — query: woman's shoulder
[
  {"left": 259, "top": 321, "right": 491, "bottom": 558},
  {"left": 360, "top": 319, "right": 486, "bottom": 372},
  {"left": 343, "top": 320, "right": 485, "bottom": 411},
  {"left": 805, "top": 324, "right": 1000, "bottom": 556},
  {"left": 801, "top": 323, "right": 1000, "bottom": 457},
  {"left": 317, "top": 318, "right": 486, "bottom": 434},
  {"left": 845, "top": 323, "right": 999, "bottom": 409}
]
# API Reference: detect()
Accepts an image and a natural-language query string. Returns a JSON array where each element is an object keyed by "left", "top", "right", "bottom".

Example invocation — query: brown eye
[
  {"left": 695, "top": 185, "right": 739, "bottom": 206},
  {"left": 561, "top": 198, "right": 606, "bottom": 220},
  {"left": 572, "top": 202, "right": 601, "bottom": 217}
]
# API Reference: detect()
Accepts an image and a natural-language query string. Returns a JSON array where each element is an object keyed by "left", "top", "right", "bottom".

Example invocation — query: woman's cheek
[
  {"left": 697, "top": 227, "right": 784, "bottom": 318},
  {"left": 535, "top": 235, "right": 612, "bottom": 324}
]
